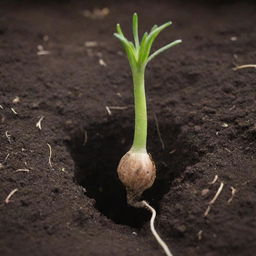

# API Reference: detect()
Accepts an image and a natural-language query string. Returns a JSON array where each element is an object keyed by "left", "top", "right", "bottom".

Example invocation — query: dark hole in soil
[{"left": 68, "top": 116, "right": 200, "bottom": 228}]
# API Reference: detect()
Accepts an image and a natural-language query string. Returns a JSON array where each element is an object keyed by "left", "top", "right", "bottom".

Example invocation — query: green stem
[{"left": 131, "top": 67, "right": 147, "bottom": 153}]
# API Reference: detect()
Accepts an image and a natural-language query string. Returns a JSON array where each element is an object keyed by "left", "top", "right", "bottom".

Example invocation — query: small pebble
[
  {"left": 175, "top": 224, "right": 186, "bottom": 233},
  {"left": 201, "top": 188, "right": 210, "bottom": 196},
  {"left": 230, "top": 36, "right": 237, "bottom": 41},
  {"left": 12, "top": 96, "right": 20, "bottom": 103},
  {"left": 221, "top": 123, "right": 228, "bottom": 128}
]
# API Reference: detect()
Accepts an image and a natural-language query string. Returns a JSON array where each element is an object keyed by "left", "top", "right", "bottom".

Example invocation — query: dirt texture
[{"left": 0, "top": 0, "right": 256, "bottom": 256}]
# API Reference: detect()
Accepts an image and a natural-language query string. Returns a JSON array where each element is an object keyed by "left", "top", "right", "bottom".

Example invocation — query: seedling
[
  {"left": 114, "top": 14, "right": 181, "bottom": 256},
  {"left": 115, "top": 13, "right": 182, "bottom": 205}
]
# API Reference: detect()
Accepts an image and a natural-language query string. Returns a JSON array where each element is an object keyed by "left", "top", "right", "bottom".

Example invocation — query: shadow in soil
[{"left": 67, "top": 115, "right": 200, "bottom": 228}]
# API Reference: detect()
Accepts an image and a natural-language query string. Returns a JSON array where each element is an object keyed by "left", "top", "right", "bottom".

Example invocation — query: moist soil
[{"left": 0, "top": 0, "right": 256, "bottom": 255}]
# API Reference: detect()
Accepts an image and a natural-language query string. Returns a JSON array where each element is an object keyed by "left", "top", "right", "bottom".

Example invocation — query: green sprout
[
  {"left": 114, "top": 13, "right": 181, "bottom": 153},
  {"left": 116, "top": 13, "right": 182, "bottom": 206}
]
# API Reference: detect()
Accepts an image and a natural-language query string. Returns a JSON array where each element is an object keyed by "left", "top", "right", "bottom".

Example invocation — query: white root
[
  {"left": 227, "top": 186, "right": 237, "bottom": 204},
  {"left": 47, "top": 143, "right": 53, "bottom": 169},
  {"left": 5, "top": 131, "right": 11, "bottom": 144},
  {"left": 5, "top": 188, "right": 18, "bottom": 204},
  {"left": 105, "top": 106, "right": 112, "bottom": 116},
  {"left": 14, "top": 169, "right": 30, "bottom": 173},
  {"left": 36, "top": 116, "right": 45, "bottom": 130},
  {"left": 209, "top": 182, "right": 224, "bottom": 205},
  {"left": 84, "top": 41, "right": 98, "bottom": 47},
  {"left": 37, "top": 45, "right": 50, "bottom": 55},
  {"left": 99, "top": 59, "right": 107, "bottom": 67},
  {"left": 208, "top": 174, "right": 218, "bottom": 185},
  {"left": 169, "top": 149, "right": 176, "bottom": 154},
  {"left": 142, "top": 201, "right": 173, "bottom": 256},
  {"left": 105, "top": 105, "right": 130, "bottom": 116},
  {"left": 11, "top": 108, "right": 18, "bottom": 115},
  {"left": 204, "top": 182, "right": 224, "bottom": 217},
  {"left": 4, "top": 153, "right": 10, "bottom": 163},
  {"left": 153, "top": 113, "right": 165, "bottom": 150},
  {"left": 37, "top": 51, "right": 50, "bottom": 56},
  {"left": 224, "top": 148, "right": 231, "bottom": 153},
  {"left": 229, "top": 105, "right": 236, "bottom": 111},
  {"left": 197, "top": 230, "right": 203, "bottom": 240},
  {"left": 233, "top": 64, "right": 256, "bottom": 71},
  {"left": 107, "top": 106, "right": 130, "bottom": 110},
  {"left": 204, "top": 206, "right": 211, "bottom": 217}
]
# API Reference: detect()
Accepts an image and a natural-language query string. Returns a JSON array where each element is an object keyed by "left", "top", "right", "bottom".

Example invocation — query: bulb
[{"left": 117, "top": 150, "right": 156, "bottom": 206}]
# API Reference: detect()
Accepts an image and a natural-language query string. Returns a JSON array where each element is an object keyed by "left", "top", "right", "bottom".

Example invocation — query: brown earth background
[{"left": 0, "top": 0, "right": 256, "bottom": 256}]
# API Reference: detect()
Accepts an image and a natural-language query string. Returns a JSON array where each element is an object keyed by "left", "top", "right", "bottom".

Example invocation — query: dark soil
[{"left": 0, "top": 0, "right": 256, "bottom": 256}]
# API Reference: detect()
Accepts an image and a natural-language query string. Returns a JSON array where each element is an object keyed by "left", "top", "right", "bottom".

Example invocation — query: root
[
  {"left": 14, "top": 168, "right": 30, "bottom": 173},
  {"left": 224, "top": 148, "right": 231, "bottom": 153},
  {"left": 85, "top": 41, "right": 98, "bottom": 47},
  {"left": 208, "top": 174, "right": 218, "bottom": 185},
  {"left": 204, "top": 182, "right": 224, "bottom": 217},
  {"left": 169, "top": 149, "right": 176, "bottom": 154},
  {"left": 47, "top": 143, "right": 53, "bottom": 169},
  {"left": 105, "top": 106, "right": 112, "bottom": 116},
  {"left": 233, "top": 64, "right": 256, "bottom": 71},
  {"left": 227, "top": 186, "right": 237, "bottom": 204},
  {"left": 197, "top": 230, "right": 203, "bottom": 240},
  {"left": 108, "top": 105, "right": 130, "bottom": 110},
  {"left": 37, "top": 45, "right": 50, "bottom": 55},
  {"left": 36, "top": 116, "right": 45, "bottom": 130},
  {"left": 5, "top": 131, "right": 11, "bottom": 144},
  {"left": 4, "top": 153, "right": 10, "bottom": 163},
  {"left": 11, "top": 108, "right": 18, "bottom": 115},
  {"left": 105, "top": 105, "right": 130, "bottom": 116},
  {"left": 142, "top": 200, "right": 173, "bottom": 256},
  {"left": 5, "top": 188, "right": 18, "bottom": 204}
]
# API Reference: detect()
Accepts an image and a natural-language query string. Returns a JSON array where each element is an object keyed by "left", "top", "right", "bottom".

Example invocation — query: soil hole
[{"left": 67, "top": 116, "right": 199, "bottom": 228}]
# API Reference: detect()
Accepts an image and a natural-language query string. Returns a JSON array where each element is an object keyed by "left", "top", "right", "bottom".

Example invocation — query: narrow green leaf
[
  {"left": 147, "top": 39, "right": 182, "bottom": 63},
  {"left": 148, "top": 21, "right": 172, "bottom": 39},
  {"left": 116, "top": 24, "right": 124, "bottom": 36},
  {"left": 138, "top": 32, "right": 148, "bottom": 61},
  {"left": 128, "top": 41, "right": 137, "bottom": 57},
  {"left": 114, "top": 33, "right": 137, "bottom": 68},
  {"left": 140, "top": 32, "right": 148, "bottom": 47},
  {"left": 114, "top": 33, "right": 129, "bottom": 47},
  {"left": 139, "top": 21, "right": 172, "bottom": 64},
  {"left": 150, "top": 24, "right": 158, "bottom": 32},
  {"left": 132, "top": 13, "right": 139, "bottom": 50}
]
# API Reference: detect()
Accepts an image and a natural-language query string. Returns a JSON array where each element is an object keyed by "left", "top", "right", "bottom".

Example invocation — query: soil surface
[{"left": 0, "top": 0, "right": 256, "bottom": 256}]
